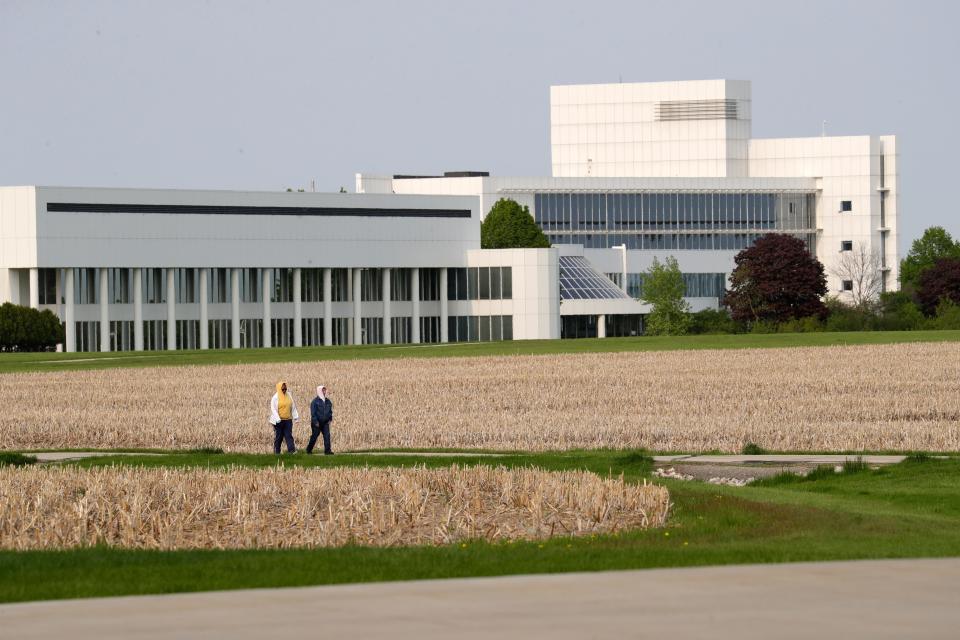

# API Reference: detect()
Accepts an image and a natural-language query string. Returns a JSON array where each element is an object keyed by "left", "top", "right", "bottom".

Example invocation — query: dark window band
[{"left": 46, "top": 202, "right": 472, "bottom": 218}]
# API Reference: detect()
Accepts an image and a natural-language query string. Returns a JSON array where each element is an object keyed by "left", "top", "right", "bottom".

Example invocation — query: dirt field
[{"left": 1, "top": 341, "right": 958, "bottom": 453}]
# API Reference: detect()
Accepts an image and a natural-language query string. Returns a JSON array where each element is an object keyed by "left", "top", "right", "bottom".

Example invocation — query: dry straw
[
  {"left": 0, "top": 465, "right": 670, "bottom": 550},
  {"left": 1, "top": 342, "right": 958, "bottom": 452}
]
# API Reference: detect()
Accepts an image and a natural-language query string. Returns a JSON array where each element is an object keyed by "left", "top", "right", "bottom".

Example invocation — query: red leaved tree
[
  {"left": 724, "top": 234, "right": 828, "bottom": 324},
  {"left": 916, "top": 257, "right": 960, "bottom": 315}
]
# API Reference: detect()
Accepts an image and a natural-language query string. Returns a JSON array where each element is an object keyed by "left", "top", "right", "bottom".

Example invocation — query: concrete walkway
[
  {"left": 1, "top": 559, "right": 957, "bottom": 639},
  {"left": 653, "top": 453, "right": 907, "bottom": 464},
  {"left": 26, "top": 452, "right": 160, "bottom": 463},
  {"left": 18, "top": 451, "right": 913, "bottom": 464}
]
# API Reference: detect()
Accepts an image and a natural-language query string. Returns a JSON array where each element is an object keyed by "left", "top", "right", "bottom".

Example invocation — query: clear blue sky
[{"left": 1, "top": 0, "right": 956, "bottom": 249}]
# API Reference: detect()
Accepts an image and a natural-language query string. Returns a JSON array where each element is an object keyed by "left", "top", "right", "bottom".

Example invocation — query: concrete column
[
  {"left": 64, "top": 269, "right": 75, "bottom": 352},
  {"left": 262, "top": 268, "right": 272, "bottom": 348},
  {"left": 166, "top": 268, "right": 176, "bottom": 350},
  {"left": 353, "top": 267, "right": 362, "bottom": 345},
  {"left": 597, "top": 314, "right": 607, "bottom": 338},
  {"left": 322, "top": 268, "right": 332, "bottom": 346},
  {"left": 439, "top": 268, "right": 449, "bottom": 343},
  {"left": 230, "top": 268, "right": 241, "bottom": 348},
  {"left": 133, "top": 268, "right": 143, "bottom": 351},
  {"left": 411, "top": 267, "right": 421, "bottom": 344},
  {"left": 293, "top": 267, "right": 303, "bottom": 347},
  {"left": 382, "top": 267, "right": 391, "bottom": 345},
  {"left": 99, "top": 268, "right": 110, "bottom": 352},
  {"left": 28, "top": 268, "right": 39, "bottom": 309},
  {"left": 199, "top": 268, "right": 209, "bottom": 350}
]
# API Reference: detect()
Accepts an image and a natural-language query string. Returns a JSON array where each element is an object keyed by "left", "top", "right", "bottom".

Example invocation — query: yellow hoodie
[{"left": 276, "top": 381, "right": 293, "bottom": 420}]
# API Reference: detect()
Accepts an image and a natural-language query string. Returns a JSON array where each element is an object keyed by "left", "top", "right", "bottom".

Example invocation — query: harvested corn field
[
  {"left": 1, "top": 341, "right": 959, "bottom": 453},
  {"left": 0, "top": 465, "right": 669, "bottom": 549}
]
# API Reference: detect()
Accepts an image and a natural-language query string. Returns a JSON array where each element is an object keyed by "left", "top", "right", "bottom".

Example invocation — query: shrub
[
  {"left": 688, "top": 308, "right": 736, "bottom": 334},
  {"left": 0, "top": 303, "right": 64, "bottom": 352},
  {"left": 916, "top": 257, "right": 960, "bottom": 315},
  {"left": 0, "top": 452, "right": 38, "bottom": 467},
  {"left": 875, "top": 292, "right": 925, "bottom": 331},
  {"left": 741, "top": 442, "right": 765, "bottom": 455},
  {"left": 777, "top": 316, "right": 824, "bottom": 333},
  {"left": 929, "top": 298, "right": 960, "bottom": 330},
  {"left": 824, "top": 298, "right": 874, "bottom": 332}
]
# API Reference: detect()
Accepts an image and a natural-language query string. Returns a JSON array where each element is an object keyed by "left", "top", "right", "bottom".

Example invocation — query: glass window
[
  {"left": 456, "top": 268, "right": 467, "bottom": 301},
  {"left": 491, "top": 315, "right": 502, "bottom": 341},
  {"left": 479, "top": 267, "right": 490, "bottom": 300},
  {"left": 501, "top": 267, "right": 512, "bottom": 299},
  {"left": 841, "top": 200, "right": 853, "bottom": 212},
  {"left": 38, "top": 268, "right": 57, "bottom": 305},
  {"left": 467, "top": 315, "right": 478, "bottom": 342},
  {"left": 467, "top": 267, "right": 478, "bottom": 300},
  {"left": 502, "top": 315, "right": 513, "bottom": 341}
]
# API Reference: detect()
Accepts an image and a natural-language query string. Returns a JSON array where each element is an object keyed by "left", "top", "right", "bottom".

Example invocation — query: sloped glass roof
[{"left": 559, "top": 256, "right": 630, "bottom": 300}]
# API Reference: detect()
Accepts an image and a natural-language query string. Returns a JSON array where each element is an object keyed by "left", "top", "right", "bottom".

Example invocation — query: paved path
[
  {"left": 653, "top": 453, "right": 907, "bottom": 464},
  {"left": 19, "top": 451, "right": 912, "bottom": 464},
  {"left": 1, "top": 559, "right": 957, "bottom": 639},
  {"left": 26, "top": 452, "right": 160, "bottom": 462}
]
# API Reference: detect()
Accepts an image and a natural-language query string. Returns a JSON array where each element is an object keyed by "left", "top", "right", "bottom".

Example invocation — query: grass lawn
[
  {"left": 1, "top": 450, "right": 959, "bottom": 603},
  {"left": 1, "top": 329, "right": 959, "bottom": 373}
]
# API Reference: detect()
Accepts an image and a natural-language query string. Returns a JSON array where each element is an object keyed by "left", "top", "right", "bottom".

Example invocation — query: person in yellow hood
[{"left": 269, "top": 381, "right": 299, "bottom": 454}]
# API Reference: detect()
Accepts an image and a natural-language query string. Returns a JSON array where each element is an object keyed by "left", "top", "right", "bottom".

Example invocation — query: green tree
[
  {"left": 900, "top": 226, "right": 960, "bottom": 291},
  {"left": 639, "top": 256, "right": 691, "bottom": 335},
  {"left": 480, "top": 199, "right": 550, "bottom": 249}
]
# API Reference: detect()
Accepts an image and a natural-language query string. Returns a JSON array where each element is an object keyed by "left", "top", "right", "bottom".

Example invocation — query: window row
[
  {"left": 447, "top": 267, "right": 513, "bottom": 301},
  {"left": 70, "top": 316, "right": 449, "bottom": 352},
  {"left": 546, "top": 232, "right": 817, "bottom": 253},
  {"left": 625, "top": 273, "right": 727, "bottom": 300},
  {"left": 534, "top": 192, "right": 817, "bottom": 234},
  {"left": 39, "top": 267, "right": 448, "bottom": 305},
  {"left": 447, "top": 315, "right": 514, "bottom": 343},
  {"left": 561, "top": 314, "right": 644, "bottom": 339}
]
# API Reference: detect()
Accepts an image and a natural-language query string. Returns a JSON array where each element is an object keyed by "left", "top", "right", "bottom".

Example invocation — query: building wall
[
  {"left": 466, "top": 248, "right": 560, "bottom": 340},
  {"left": 749, "top": 135, "right": 898, "bottom": 296},
  {"left": 26, "top": 187, "right": 479, "bottom": 269},
  {"left": 1, "top": 187, "right": 568, "bottom": 350},
  {"left": 550, "top": 79, "right": 752, "bottom": 178}
]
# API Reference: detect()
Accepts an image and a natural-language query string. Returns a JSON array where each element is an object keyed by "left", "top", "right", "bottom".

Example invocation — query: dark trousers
[
  {"left": 273, "top": 419, "right": 296, "bottom": 453},
  {"left": 307, "top": 422, "right": 332, "bottom": 454}
]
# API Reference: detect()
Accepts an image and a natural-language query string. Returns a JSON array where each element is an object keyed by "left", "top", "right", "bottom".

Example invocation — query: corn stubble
[
  {"left": 0, "top": 465, "right": 669, "bottom": 550},
  {"left": 1, "top": 342, "right": 958, "bottom": 452}
]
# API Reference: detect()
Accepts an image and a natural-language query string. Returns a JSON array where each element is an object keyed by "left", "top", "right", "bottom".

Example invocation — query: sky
[{"left": 1, "top": 0, "right": 957, "bottom": 249}]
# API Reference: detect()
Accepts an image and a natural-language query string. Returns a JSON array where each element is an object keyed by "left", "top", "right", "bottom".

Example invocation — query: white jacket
[{"left": 269, "top": 392, "right": 299, "bottom": 425}]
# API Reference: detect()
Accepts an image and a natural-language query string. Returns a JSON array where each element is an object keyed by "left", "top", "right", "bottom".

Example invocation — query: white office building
[
  {"left": 0, "top": 187, "right": 565, "bottom": 351},
  {"left": 1, "top": 79, "right": 899, "bottom": 350},
  {"left": 358, "top": 78, "right": 899, "bottom": 335}
]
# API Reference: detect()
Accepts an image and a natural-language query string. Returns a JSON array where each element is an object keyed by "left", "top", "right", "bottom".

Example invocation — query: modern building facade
[
  {"left": 1, "top": 79, "right": 899, "bottom": 351},
  {"left": 0, "top": 186, "right": 561, "bottom": 351},
  {"left": 358, "top": 79, "right": 899, "bottom": 306}
]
